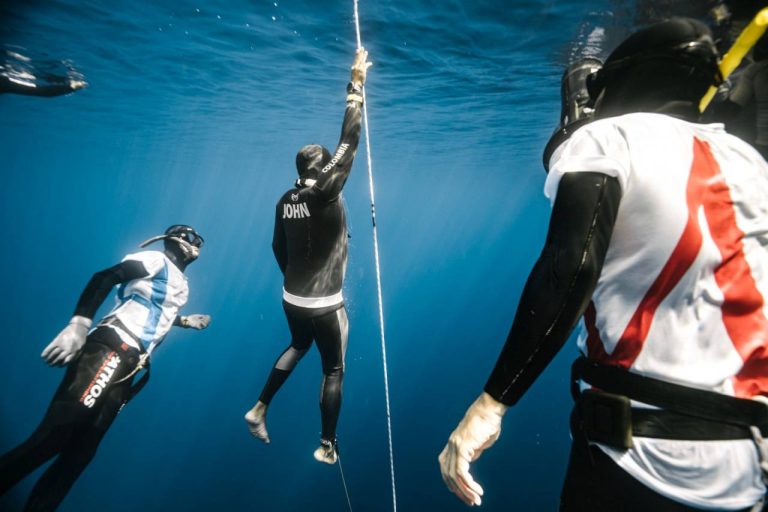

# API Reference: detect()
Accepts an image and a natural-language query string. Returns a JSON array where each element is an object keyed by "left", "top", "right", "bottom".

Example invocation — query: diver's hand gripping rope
[{"left": 352, "top": 2, "right": 398, "bottom": 512}]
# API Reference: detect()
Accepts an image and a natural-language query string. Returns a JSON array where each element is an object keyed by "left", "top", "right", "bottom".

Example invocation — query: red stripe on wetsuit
[{"left": 585, "top": 138, "right": 768, "bottom": 397}]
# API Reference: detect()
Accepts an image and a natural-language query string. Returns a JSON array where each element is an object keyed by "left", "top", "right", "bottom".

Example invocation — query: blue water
[{"left": 0, "top": 1, "right": 673, "bottom": 510}]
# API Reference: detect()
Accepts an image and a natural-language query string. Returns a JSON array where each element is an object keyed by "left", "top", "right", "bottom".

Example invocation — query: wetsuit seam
[{"left": 499, "top": 176, "right": 609, "bottom": 401}]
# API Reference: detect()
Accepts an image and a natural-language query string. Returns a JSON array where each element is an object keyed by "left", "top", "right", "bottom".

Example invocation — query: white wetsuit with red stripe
[{"left": 547, "top": 113, "right": 768, "bottom": 510}]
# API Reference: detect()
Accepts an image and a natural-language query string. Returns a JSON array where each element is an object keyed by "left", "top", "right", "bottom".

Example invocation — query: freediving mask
[
  {"left": 171, "top": 229, "right": 204, "bottom": 248},
  {"left": 542, "top": 57, "right": 603, "bottom": 172},
  {"left": 139, "top": 225, "right": 205, "bottom": 249}
]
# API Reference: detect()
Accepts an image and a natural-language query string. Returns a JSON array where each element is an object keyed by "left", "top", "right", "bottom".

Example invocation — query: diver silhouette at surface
[
  {"left": 0, "top": 225, "right": 210, "bottom": 511},
  {"left": 244, "top": 48, "right": 372, "bottom": 465},
  {"left": 440, "top": 18, "right": 768, "bottom": 512},
  {"left": 0, "top": 49, "right": 86, "bottom": 97}
]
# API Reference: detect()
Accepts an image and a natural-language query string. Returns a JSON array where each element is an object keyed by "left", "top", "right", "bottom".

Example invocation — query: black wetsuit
[
  {"left": 0, "top": 328, "right": 141, "bottom": 512},
  {"left": 0, "top": 48, "right": 85, "bottom": 98},
  {"left": 0, "top": 260, "right": 184, "bottom": 512},
  {"left": 0, "top": 74, "right": 79, "bottom": 97},
  {"left": 273, "top": 99, "right": 362, "bottom": 302},
  {"left": 259, "top": 93, "right": 362, "bottom": 444},
  {"left": 263, "top": 302, "right": 350, "bottom": 443},
  {"left": 483, "top": 172, "right": 620, "bottom": 406}
]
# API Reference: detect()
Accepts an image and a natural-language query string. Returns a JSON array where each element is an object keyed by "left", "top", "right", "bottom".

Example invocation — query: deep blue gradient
[{"left": 1, "top": 1, "right": 644, "bottom": 510}]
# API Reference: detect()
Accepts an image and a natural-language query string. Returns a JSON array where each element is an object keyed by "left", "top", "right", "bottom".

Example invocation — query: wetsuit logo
[
  {"left": 80, "top": 352, "right": 121, "bottom": 408},
  {"left": 320, "top": 143, "right": 350, "bottom": 173},
  {"left": 283, "top": 203, "right": 311, "bottom": 219}
]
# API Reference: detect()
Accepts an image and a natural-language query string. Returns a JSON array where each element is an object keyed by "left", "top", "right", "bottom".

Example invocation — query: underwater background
[{"left": 0, "top": 0, "right": 720, "bottom": 510}]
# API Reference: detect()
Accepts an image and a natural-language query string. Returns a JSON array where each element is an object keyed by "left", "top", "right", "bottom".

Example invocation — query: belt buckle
[{"left": 578, "top": 389, "right": 634, "bottom": 450}]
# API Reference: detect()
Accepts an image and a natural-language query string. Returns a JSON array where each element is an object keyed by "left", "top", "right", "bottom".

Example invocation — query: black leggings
[
  {"left": 259, "top": 302, "right": 349, "bottom": 442},
  {"left": 0, "top": 328, "right": 141, "bottom": 511}
]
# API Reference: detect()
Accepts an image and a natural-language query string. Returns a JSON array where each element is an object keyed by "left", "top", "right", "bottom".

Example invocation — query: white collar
[{"left": 295, "top": 178, "right": 317, "bottom": 188}]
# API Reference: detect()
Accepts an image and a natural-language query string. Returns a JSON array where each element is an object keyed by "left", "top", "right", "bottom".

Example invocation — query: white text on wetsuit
[
  {"left": 320, "top": 143, "right": 350, "bottom": 173},
  {"left": 283, "top": 203, "right": 311, "bottom": 219},
  {"left": 80, "top": 353, "right": 121, "bottom": 408}
]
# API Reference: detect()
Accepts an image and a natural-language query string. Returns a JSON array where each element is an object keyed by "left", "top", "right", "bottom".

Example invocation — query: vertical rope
[
  {"left": 352, "top": 2, "right": 398, "bottom": 511},
  {"left": 337, "top": 450, "right": 354, "bottom": 512}
]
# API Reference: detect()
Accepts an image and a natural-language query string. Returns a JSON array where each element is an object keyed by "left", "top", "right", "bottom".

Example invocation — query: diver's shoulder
[
  {"left": 277, "top": 187, "right": 295, "bottom": 199},
  {"left": 277, "top": 187, "right": 310, "bottom": 205},
  {"left": 123, "top": 249, "right": 164, "bottom": 260},
  {"left": 594, "top": 112, "right": 673, "bottom": 126},
  {"left": 588, "top": 112, "right": 725, "bottom": 134},
  {"left": 121, "top": 250, "right": 167, "bottom": 268}
]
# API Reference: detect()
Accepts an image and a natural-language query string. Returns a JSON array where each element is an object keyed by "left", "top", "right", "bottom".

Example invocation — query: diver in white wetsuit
[{"left": 0, "top": 225, "right": 210, "bottom": 512}]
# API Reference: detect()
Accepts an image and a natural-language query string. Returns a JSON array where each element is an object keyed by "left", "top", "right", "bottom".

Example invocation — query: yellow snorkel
[{"left": 700, "top": 7, "right": 768, "bottom": 112}]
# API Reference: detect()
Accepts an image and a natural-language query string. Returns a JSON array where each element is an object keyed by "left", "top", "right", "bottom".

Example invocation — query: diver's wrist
[
  {"left": 346, "top": 82, "right": 363, "bottom": 104},
  {"left": 477, "top": 392, "right": 509, "bottom": 418},
  {"left": 347, "top": 81, "right": 363, "bottom": 94},
  {"left": 69, "top": 315, "right": 92, "bottom": 329}
]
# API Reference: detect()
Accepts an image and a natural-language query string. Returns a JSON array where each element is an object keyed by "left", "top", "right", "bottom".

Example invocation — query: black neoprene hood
[
  {"left": 587, "top": 18, "right": 721, "bottom": 102},
  {"left": 606, "top": 18, "right": 714, "bottom": 65},
  {"left": 295, "top": 144, "right": 332, "bottom": 179}
]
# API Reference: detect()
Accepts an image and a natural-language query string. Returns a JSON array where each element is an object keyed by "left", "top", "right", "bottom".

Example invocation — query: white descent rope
[
  {"left": 352, "top": 2, "right": 398, "bottom": 511},
  {"left": 337, "top": 449, "right": 353, "bottom": 512}
]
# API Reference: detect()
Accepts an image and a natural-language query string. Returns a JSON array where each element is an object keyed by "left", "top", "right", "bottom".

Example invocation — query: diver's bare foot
[
  {"left": 313, "top": 439, "right": 337, "bottom": 464},
  {"left": 244, "top": 402, "right": 270, "bottom": 444}
]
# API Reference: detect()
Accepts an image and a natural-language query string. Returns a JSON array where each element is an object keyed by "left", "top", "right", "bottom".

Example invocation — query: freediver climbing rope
[{"left": 351, "top": 1, "right": 398, "bottom": 511}]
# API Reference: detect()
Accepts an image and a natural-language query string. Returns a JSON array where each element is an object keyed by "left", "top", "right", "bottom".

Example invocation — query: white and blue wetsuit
[
  {"left": 97, "top": 250, "right": 189, "bottom": 354},
  {"left": 0, "top": 250, "right": 189, "bottom": 511}
]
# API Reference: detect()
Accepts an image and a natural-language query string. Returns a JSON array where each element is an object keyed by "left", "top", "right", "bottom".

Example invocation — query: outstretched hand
[
  {"left": 439, "top": 392, "right": 508, "bottom": 506},
  {"left": 68, "top": 79, "right": 87, "bottom": 91},
  {"left": 182, "top": 314, "right": 211, "bottom": 330},
  {"left": 41, "top": 316, "right": 92, "bottom": 367},
  {"left": 351, "top": 47, "right": 373, "bottom": 87}
]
